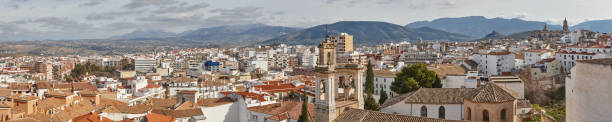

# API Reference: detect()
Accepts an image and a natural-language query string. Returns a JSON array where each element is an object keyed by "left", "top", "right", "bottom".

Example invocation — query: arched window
[
  {"left": 467, "top": 107, "right": 471, "bottom": 120},
  {"left": 501, "top": 109, "right": 507, "bottom": 121},
  {"left": 420, "top": 106, "right": 427, "bottom": 117},
  {"left": 483, "top": 110, "right": 489, "bottom": 122},
  {"left": 439, "top": 106, "right": 445, "bottom": 119}
]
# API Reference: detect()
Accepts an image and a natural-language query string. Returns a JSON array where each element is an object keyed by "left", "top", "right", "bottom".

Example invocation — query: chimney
[{"left": 98, "top": 114, "right": 103, "bottom": 120}]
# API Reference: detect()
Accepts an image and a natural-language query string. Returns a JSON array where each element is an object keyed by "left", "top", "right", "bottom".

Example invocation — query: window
[
  {"left": 483, "top": 110, "right": 489, "bottom": 122},
  {"left": 467, "top": 107, "right": 471, "bottom": 120},
  {"left": 501, "top": 109, "right": 507, "bottom": 121},
  {"left": 439, "top": 106, "right": 445, "bottom": 119},
  {"left": 252, "top": 115, "right": 258, "bottom": 122},
  {"left": 420, "top": 106, "right": 427, "bottom": 117}
]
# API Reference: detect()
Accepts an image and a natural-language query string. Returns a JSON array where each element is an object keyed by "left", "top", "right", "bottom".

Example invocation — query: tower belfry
[{"left": 314, "top": 24, "right": 364, "bottom": 122}]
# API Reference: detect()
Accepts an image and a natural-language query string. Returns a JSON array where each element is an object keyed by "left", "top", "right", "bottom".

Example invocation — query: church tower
[
  {"left": 563, "top": 18, "right": 569, "bottom": 33},
  {"left": 314, "top": 33, "right": 338, "bottom": 122}
]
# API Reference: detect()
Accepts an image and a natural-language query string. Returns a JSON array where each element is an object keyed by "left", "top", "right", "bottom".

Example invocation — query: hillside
[
  {"left": 406, "top": 16, "right": 562, "bottom": 37},
  {"left": 264, "top": 21, "right": 473, "bottom": 45}
]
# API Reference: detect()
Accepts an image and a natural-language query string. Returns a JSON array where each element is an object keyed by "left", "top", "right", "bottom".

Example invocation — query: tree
[
  {"left": 365, "top": 61, "right": 374, "bottom": 94},
  {"left": 298, "top": 93, "right": 310, "bottom": 122},
  {"left": 391, "top": 78, "right": 419, "bottom": 94},
  {"left": 391, "top": 63, "right": 442, "bottom": 94},
  {"left": 364, "top": 92, "right": 380, "bottom": 111},
  {"left": 379, "top": 89, "right": 388, "bottom": 105},
  {"left": 122, "top": 63, "right": 134, "bottom": 70}
]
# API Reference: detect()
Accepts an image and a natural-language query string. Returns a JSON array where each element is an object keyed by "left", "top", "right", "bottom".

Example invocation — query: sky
[{"left": 1, "top": 0, "right": 612, "bottom": 40}]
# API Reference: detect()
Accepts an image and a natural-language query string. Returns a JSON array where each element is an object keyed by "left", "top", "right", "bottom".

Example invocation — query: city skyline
[{"left": 2, "top": 0, "right": 612, "bottom": 40}]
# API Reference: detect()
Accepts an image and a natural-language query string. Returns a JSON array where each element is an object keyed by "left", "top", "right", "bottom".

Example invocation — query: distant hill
[
  {"left": 264, "top": 21, "right": 473, "bottom": 45},
  {"left": 178, "top": 24, "right": 302, "bottom": 42},
  {"left": 110, "top": 30, "right": 176, "bottom": 39},
  {"left": 571, "top": 19, "right": 612, "bottom": 33},
  {"left": 406, "top": 16, "right": 562, "bottom": 37}
]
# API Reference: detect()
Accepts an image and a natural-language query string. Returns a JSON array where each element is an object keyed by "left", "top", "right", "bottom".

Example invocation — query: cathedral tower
[{"left": 563, "top": 18, "right": 569, "bottom": 33}]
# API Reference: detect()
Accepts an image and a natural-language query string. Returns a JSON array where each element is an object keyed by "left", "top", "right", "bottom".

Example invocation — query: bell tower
[{"left": 314, "top": 25, "right": 338, "bottom": 122}]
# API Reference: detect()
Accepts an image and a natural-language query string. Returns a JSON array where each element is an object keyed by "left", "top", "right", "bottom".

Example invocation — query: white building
[
  {"left": 566, "top": 58, "right": 612, "bottom": 122},
  {"left": 473, "top": 51, "right": 515, "bottom": 76},
  {"left": 134, "top": 57, "right": 156, "bottom": 72},
  {"left": 381, "top": 88, "right": 474, "bottom": 120},
  {"left": 442, "top": 71, "right": 479, "bottom": 88},
  {"left": 524, "top": 49, "right": 553, "bottom": 66},
  {"left": 490, "top": 75, "right": 525, "bottom": 99},
  {"left": 372, "top": 70, "right": 396, "bottom": 97}
]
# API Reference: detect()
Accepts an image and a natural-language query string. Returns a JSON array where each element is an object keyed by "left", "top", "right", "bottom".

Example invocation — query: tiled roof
[
  {"left": 0, "top": 88, "right": 11, "bottom": 97},
  {"left": 152, "top": 108, "right": 204, "bottom": 118},
  {"left": 252, "top": 83, "right": 303, "bottom": 93},
  {"left": 9, "top": 83, "right": 31, "bottom": 91},
  {"left": 170, "top": 77, "right": 196, "bottom": 83},
  {"left": 464, "top": 83, "right": 518, "bottom": 103},
  {"left": 374, "top": 70, "right": 398, "bottom": 78},
  {"left": 196, "top": 97, "right": 234, "bottom": 107},
  {"left": 402, "top": 88, "right": 474, "bottom": 104},
  {"left": 72, "top": 82, "right": 97, "bottom": 91},
  {"left": 72, "top": 113, "right": 114, "bottom": 122},
  {"left": 7, "top": 117, "right": 41, "bottom": 122},
  {"left": 335, "top": 108, "right": 468, "bottom": 122},
  {"left": 150, "top": 98, "right": 178, "bottom": 109},
  {"left": 247, "top": 100, "right": 313, "bottom": 121},
  {"left": 146, "top": 113, "right": 176, "bottom": 122},
  {"left": 381, "top": 91, "right": 414, "bottom": 108}
]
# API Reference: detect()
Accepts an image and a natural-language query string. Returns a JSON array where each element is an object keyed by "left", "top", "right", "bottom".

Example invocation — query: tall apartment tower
[{"left": 327, "top": 33, "right": 354, "bottom": 54}]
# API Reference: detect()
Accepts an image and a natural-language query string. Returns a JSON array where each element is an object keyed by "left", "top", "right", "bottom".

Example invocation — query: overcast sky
[{"left": 1, "top": 0, "right": 611, "bottom": 40}]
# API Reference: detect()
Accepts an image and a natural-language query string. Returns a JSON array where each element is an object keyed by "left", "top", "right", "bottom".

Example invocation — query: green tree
[
  {"left": 365, "top": 61, "right": 374, "bottom": 94},
  {"left": 391, "top": 77, "right": 419, "bottom": 94},
  {"left": 364, "top": 92, "right": 380, "bottom": 111},
  {"left": 122, "top": 63, "right": 134, "bottom": 70},
  {"left": 379, "top": 89, "right": 388, "bottom": 105},
  {"left": 298, "top": 93, "right": 310, "bottom": 122},
  {"left": 391, "top": 63, "right": 442, "bottom": 94}
]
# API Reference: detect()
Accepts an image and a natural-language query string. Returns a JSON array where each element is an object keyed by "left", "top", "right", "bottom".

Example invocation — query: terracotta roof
[
  {"left": 488, "top": 51, "right": 511, "bottom": 55},
  {"left": 145, "top": 83, "right": 162, "bottom": 88},
  {"left": 73, "top": 82, "right": 97, "bottom": 91},
  {"left": 220, "top": 91, "right": 266, "bottom": 101},
  {"left": 373, "top": 70, "right": 397, "bottom": 78},
  {"left": 9, "top": 83, "right": 31, "bottom": 91},
  {"left": 53, "top": 83, "right": 73, "bottom": 89},
  {"left": 175, "top": 101, "right": 196, "bottom": 110},
  {"left": 150, "top": 98, "right": 178, "bottom": 109},
  {"left": 381, "top": 91, "right": 414, "bottom": 108},
  {"left": 464, "top": 83, "right": 518, "bottom": 103},
  {"left": 146, "top": 113, "right": 176, "bottom": 122},
  {"left": 335, "top": 108, "right": 468, "bottom": 122},
  {"left": 0, "top": 88, "right": 12, "bottom": 97},
  {"left": 36, "top": 81, "right": 52, "bottom": 89},
  {"left": 72, "top": 113, "right": 114, "bottom": 122},
  {"left": 170, "top": 77, "right": 196, "bottom": 83},
  {"left": 578, "top": 58, "right": 612, "bottom": 65},
  {"left": 557, "top": 51, "right": 596, "bottom": 55},
  {"left": 7, "top": 117, "right": 40, "bottom": 122},
  {"left": 196, "top": 97, "right": 234, "bottom": 107},
  {"left": 152, "top": 108, "right": 204, "bottom": 118},
  {"left": 247, "top": 100, "right": 313, "bottom": 121},
  {"left": 402, "top": 88, "right": 474, "bottom": 104},
  {"left": 252, "top": 83, "right": 303, "bottom": 93}
]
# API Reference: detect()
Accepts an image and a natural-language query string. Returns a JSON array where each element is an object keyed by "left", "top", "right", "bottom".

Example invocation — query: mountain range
[
  {"left": 406, "top": 16, "right": 563, "bottom": 38},
  {"left": 110, "top": 16, "right": 612, "bottom": 45},
  {"left": 264, "top": 21, "right": 473, "bottom": 45}
]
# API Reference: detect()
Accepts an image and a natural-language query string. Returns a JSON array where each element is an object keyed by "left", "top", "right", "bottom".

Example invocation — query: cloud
[
  {"left": 86, "top": 10, "right": 146, "bottom": 20},
  {"left": 80, "top": 0, "right": 105, "bottom": 7},
  {"left": 33, "top": 17, "right": 94, "bottom": 32},
  {"left": 152, "top": 2, "right": 209, "bottom": 14},
  {"left": 123, "top": 0, "right": 178, "bottom": 9}
]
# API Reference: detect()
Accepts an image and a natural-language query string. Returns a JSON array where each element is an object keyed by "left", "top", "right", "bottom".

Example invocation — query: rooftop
[{"left": 578, "top": 58, "right": 612, "bottom": 65}]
